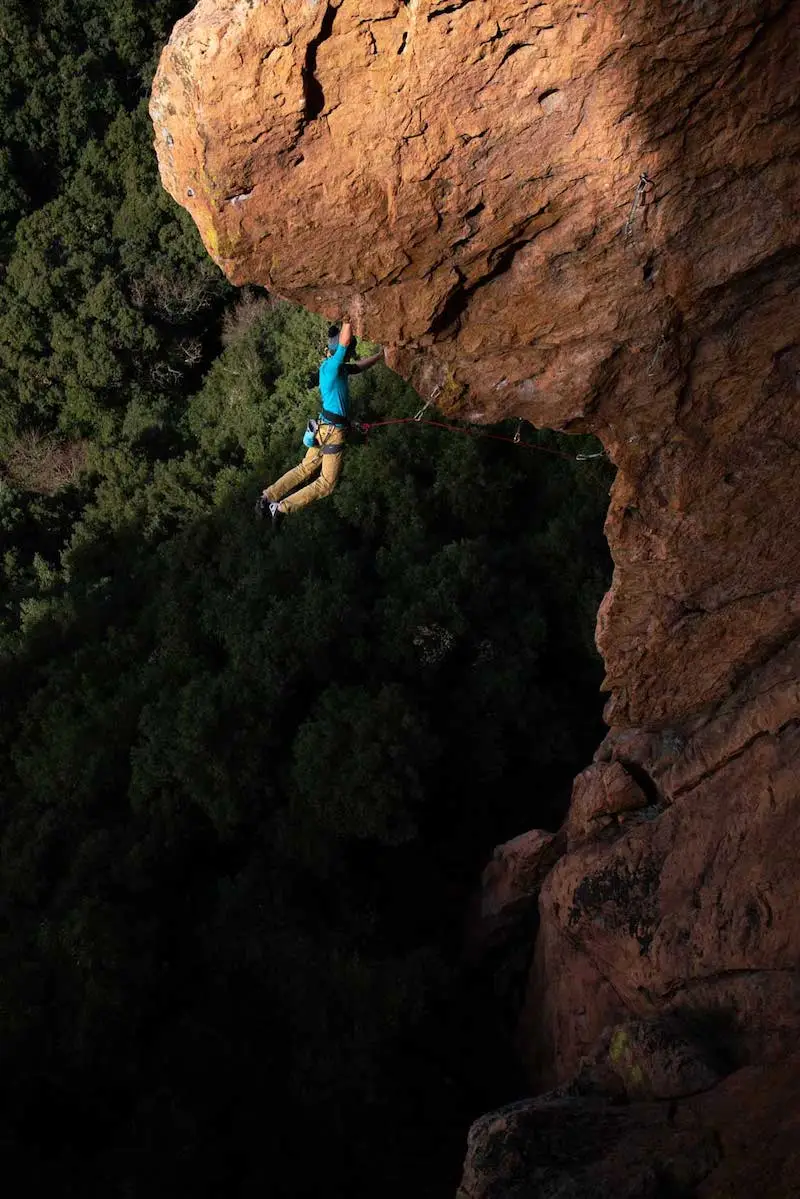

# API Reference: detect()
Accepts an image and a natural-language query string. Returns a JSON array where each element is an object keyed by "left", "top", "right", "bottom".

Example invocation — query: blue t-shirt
[{"left": 319, "top": 343, "right": 349, "bottom": 421}]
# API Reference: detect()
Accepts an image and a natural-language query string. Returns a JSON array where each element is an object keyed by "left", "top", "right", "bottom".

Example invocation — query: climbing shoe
[{"left": 254, "top": 494, "right": 284, "bottom": 526}]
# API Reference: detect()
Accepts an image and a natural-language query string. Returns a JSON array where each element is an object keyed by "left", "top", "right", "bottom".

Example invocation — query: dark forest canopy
[
  {"left": 0, "top": 4, "right": 613, "bottom": 1195},
  {"left": 0, "top": 1, "right": 194, "bottom": 237}
]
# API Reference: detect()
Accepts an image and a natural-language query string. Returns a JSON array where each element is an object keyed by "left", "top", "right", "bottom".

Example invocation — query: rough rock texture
[
  {"left": 564, "top": 759, "right": 648, "bottom": 847},
  {"left": 151, "top": 0, "right": 800, "bottom": 725},
  {"left": 467, "top": 828, "right": 561, "bottom": 955},
  {"left": 571, "top": 1017, "right": 721, "bottom": 1101},
  {"left": 150, "top": 0, "right": 800, "bottom": 1192},
  {"left": 458, "top": 1095, "right": 722, "bottom": 1199},
  {"left": 521, "top": 636, "right": 800, "bottom": 1088},
  {"left": 458, "top": 1050, "right": 800, "bottom": 1199}
]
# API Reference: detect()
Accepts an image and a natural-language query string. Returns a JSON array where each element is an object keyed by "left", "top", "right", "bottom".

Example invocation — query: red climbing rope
[{"left": 358, "top": 417, "right": 579, "bottom": 461}]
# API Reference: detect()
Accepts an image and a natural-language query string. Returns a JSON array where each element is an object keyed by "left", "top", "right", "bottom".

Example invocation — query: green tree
[
  {"left": 0, "top": 105, "right": 230, "bottom": 445},
  {"left": 0, "top": 75, "right": 613, "bottom": 1187}
]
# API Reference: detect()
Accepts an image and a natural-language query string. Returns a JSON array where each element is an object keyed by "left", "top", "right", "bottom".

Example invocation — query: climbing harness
[
  {"left": 306, "top": 369, "right": 607, "bottom": 466},
  {"left": 624, "top": 172, "right": 652, "bottom": 242},
  {"left": 320, "top": 406, "right": 350, "bottom": 428},
  {"left": 302, "top": 416, "right": 347, "bottom": 453}
]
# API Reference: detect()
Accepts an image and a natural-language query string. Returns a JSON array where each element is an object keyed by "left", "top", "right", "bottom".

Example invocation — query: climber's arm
[{"left": 349, "top": 348, "right": 384, "bottom": 373}]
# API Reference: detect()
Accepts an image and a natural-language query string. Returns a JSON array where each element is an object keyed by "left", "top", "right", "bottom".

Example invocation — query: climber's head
[{"left": 327, "top": 324, "right": 357, "bottom": 359}]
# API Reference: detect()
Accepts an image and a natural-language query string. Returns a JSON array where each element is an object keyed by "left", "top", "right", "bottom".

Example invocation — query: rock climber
[{"left": 259, "top": 320, "right": 384, "bottom": 525}]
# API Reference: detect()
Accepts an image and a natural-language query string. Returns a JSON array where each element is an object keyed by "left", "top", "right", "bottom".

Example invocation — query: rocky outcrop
[
  {"left": 151, "top": 0, "right": 800, "bottom": 728},
  {"left": 467, "top": 828, "right": 561, "bottom": 956},
  {"left": 458, "top": 1047, "right": 800, "bottom": 1199},
  {"left": 564, "top": 759, "right": 649, "bottom": 847},
  {"left": 521, "top": 634, "right": 800, "bottom": 1088},
  {"left": 150, "top": 0, "right": 800, "bottom": 1192},
  {"left": 571, "top": 1017, "right": 721, "bottom": 1101}
]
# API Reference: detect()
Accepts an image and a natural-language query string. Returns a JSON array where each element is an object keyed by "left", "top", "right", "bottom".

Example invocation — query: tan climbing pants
[{"left": 264, "top": 423, "right": 346, "bottom": 514}]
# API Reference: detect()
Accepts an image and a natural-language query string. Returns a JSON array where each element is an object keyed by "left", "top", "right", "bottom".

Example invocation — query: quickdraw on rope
[
  {"left": 359, "top": 413, "right": 604, "bottom": 463},
  {"left": 357, "top": 380, "right": 608, "bottom": 464},
  {"left": 414, "top": 384, "right": 441, "bottom": 422},
  {"left": 647, "top": 332, "right": 668, "bottom": 377},
  {"left": 624, "top": 171, "right": 652, "bottom": 242}
]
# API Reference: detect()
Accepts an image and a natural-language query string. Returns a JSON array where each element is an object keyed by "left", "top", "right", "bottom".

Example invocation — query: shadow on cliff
[{"left": 513, "top": 0, "right": 800, "bottom": 1122}]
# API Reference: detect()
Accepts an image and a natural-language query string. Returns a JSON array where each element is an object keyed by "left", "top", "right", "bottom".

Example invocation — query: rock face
[
  {"left": 467, "top": 828, "right": 561, "bottom": 955},
  {"left": 458, "top": 1049, "right": 800, "bottom": 1199},
  {"left": 522, "top": 637, "right": 800, "bottom": 1088},
  {"left": 151, "top": 0, "right": 800, "bottom": 727},
  {"left": 564, "top": 759, "right": 649, "bottom": 847},
  {"left": 150, "top": 0, "right": 800, "bottom": 1192},
  {"left": 572, "top": 1017, "right": 721, "bottom": 1101}
]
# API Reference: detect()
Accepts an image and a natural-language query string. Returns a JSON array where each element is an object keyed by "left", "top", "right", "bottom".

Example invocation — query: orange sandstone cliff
[{"left": 151, "top": 1, "right": 800, "bottom": 1192}]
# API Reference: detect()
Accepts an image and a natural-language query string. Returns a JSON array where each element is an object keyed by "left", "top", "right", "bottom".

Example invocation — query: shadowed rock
[{"left": 458, "top": 1046, "right": 800, "bottom": 1199}]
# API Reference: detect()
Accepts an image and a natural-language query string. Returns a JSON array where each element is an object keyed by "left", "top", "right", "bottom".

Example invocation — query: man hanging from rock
[{"left": 259, "top": 319, "right": 384, "bottom": 525}]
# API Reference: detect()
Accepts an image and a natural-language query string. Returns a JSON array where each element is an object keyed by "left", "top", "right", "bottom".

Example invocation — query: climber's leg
[
  {"left": 264, "top": 446, "right": 322, "bottom": 504},
  {"left": 278, "top": 425, "right": 345, "bottom": 514}
]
